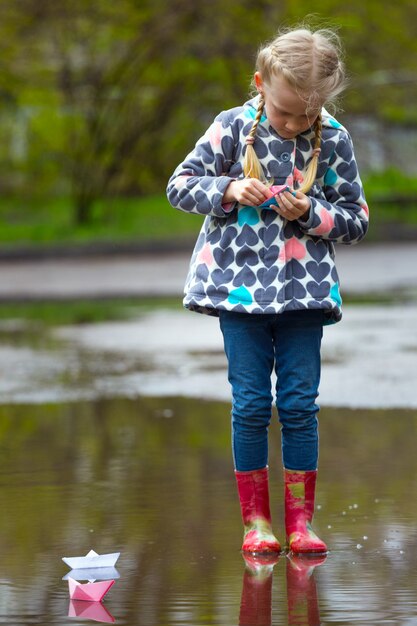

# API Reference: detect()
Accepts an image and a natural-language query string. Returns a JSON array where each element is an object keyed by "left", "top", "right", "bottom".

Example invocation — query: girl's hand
[
  {"left": 273, "top": 189, "right": 311, "bottom": 221},
  {"left": 223, "top": 178, "right": 270, "bottom": 206}
]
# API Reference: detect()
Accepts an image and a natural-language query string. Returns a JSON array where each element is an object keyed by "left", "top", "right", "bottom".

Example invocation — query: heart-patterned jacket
[{"left": 166, "top": 96, "right": 369, "bottom": 323}]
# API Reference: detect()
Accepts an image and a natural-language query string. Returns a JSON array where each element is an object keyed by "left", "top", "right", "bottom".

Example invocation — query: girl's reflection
[
  {"left": 286, "top": 555, "right": 326, "bottom": 626},
  {"left": 238, "top": 553, "right": 326, "bottom": 626},
  {"left": 239, "top": 554, "right": 278, "bottom": 626}
]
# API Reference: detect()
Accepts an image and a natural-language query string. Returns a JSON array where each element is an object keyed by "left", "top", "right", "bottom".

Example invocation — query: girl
[{"left": 167, "top": 27, "right": 368, "bottom": 554}]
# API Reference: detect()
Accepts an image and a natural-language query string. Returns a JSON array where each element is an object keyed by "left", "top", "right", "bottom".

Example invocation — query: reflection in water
[
  {"left": 238, "top": 554, "right": 324, "bottom": 626},
  {"left": 68, "top": 599, "right": 115, "bottom": 623},
  {"left": 286, "top": 556, "right": 325, "bottom": 626},
  {"left": 239, "top": 554, "right": 277, "bottom": 626},
  {"left": 62, "top": 566, "right": 120, "bottom": 581},
  {"left": 1, "top": 397, "right": 417, "bottom": 624}
]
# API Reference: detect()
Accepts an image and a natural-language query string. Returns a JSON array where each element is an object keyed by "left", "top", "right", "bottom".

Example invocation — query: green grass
[
  {"left": 0, "top": 292, "right": 412, "bottom": 329},
  {"left": 364, "top": 168, "right": 417, "bottom": 196},
  {"left": 364, "top": 169, "right": 417, "bottom": 224},
  {"left": 1, "top": 170, "right": 417, "bottom": 249},
  {"left": 0, "top": 297, "right": 182, "bottom": 326},
  {"left": 0, "top": 194, "right": 202, "bottom": 248}
]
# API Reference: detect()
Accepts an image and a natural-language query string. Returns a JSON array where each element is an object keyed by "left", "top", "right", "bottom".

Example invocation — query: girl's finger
[
  {"left": 246, "top": 192, "right": 263, "bottom": 205},
  {"left": 276, "top": 193, "right": 291, "bottom": 209},
  {"left": 252, "top": 183, "right": 271, "bottom": 200},
  {"left": 281, "top": 190, "right": 297, "bottom": 203}
]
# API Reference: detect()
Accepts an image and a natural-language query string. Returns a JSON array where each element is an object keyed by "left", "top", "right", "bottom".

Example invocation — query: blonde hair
[{"left": 244, "top": 27, "right": 346, "bottom": 193}]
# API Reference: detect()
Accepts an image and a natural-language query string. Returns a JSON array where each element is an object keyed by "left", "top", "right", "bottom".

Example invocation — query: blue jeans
[{"left": 219, "top": 309, "right": 324, "bottom": 472}]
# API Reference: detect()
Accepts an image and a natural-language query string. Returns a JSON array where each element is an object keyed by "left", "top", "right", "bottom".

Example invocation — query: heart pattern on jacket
[{"left": 167, "top": 96, "right": 369, "bottom": 322}]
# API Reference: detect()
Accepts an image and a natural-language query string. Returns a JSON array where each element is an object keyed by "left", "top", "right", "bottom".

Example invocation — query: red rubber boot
[
  {"left": 235, "top": 467, "right": 281, "bottom": 554},
  {"left": 284, "top": 469, "right": 327, "bottom": 555}
]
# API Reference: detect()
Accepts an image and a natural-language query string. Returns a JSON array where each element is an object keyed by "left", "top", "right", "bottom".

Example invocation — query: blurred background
[
  {"left": 1, "top": 0, "right": 417, "bottom": 252},
  {"left": 2, "top": 3, "right": 417, "bottom": 625}
]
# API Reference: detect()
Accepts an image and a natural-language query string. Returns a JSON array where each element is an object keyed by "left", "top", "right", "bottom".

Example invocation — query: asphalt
[
  {"left": 0, "top": 242, "right": 416, "bottom": 301},
  {"left": 1, "top": 241, "right": 416, "bottom": 409}
]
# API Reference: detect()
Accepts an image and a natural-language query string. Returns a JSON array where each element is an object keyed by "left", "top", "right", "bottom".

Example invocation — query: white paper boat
[
  {"left": 68, "top": 577, "right": 115, "bottom": 602},
  {"left": 62, "top": 549, "right": 120, "bottom": 570}
]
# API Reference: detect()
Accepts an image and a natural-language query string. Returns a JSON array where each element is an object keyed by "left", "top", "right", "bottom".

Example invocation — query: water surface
[{"left": 1, "top": 397, "right": 417, "bottom": 625}]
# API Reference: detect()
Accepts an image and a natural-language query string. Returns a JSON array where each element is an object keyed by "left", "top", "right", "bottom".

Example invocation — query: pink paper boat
[
  {"left": 68, "top": 577, "right": 115, "bottom": 602},
  {"left": 68, "top": 599, "right": 115, "bottom": 623}
]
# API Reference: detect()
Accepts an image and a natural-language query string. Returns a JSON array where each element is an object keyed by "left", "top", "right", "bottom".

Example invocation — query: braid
[
  {"left": 243, "top": 96, "right": 266, "bottom": 181},
  {"left": 299, "top": 113, "right": 322, "bottom": 194}
]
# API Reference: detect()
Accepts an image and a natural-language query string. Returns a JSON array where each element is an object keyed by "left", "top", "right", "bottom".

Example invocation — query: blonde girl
[{"left": 167, "top": 27, "right": 369, "bottom": 555}]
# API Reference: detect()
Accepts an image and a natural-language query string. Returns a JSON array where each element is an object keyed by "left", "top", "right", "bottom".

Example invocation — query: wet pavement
[
  {"left": 0, "top": 302, "right": 415, "bottom": 408},
  {"left": 0, "top": 242, "right": 417, "bottom": 300},
  {"left": 0, "top": 242, "right": 416, "bottom": 407}
]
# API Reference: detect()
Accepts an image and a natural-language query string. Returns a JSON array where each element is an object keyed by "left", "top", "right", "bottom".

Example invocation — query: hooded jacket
[{"left": 166, "top": 96, "right": 369, "bottom": 323}]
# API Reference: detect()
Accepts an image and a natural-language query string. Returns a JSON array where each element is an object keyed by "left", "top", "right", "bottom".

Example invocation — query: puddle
[
  {"left": 0, "top": 398, "right": 417, "bottom": 625},
  {"left": 1, "top": 304, "right": 417, "bottom": 407},
  {"left": 0, "top": 301, "right": 417, "bottom": 623}
]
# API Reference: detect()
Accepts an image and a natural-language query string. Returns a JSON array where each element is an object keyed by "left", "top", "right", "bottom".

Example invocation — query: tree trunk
[{"left": 74, "top": 193, "right": 94, "bottom": 225}]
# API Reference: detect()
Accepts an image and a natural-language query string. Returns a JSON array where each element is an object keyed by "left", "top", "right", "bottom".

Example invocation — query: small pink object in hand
[{"left": 259, "top": 185, "right": 291, "bottom": 207}]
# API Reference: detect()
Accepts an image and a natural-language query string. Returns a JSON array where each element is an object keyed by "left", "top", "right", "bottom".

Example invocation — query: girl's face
[{"left": 254, "top": 71, "right": 321, "bottom": 139}]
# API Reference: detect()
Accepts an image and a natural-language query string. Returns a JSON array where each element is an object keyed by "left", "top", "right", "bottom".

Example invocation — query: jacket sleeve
[
  {"left": 166, "top": 111, "right": 238, "bottom": 217},
  {"left": 298, "top": 131, "right": 369, "bottom": 244}
]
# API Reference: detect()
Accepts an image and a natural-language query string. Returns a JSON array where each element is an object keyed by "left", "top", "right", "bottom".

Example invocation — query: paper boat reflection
[
  {"left": 68, "top": 599, "right": 115, "bottom": 623},
  {"left": 62, "top": 566, "right": 120, "bottom": 582},
  {"left": 63, "top": 549, "right": 120, "bottom": 570},
  {"left": 68, "top": 577, "right": 115, "bottom": 602}
]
